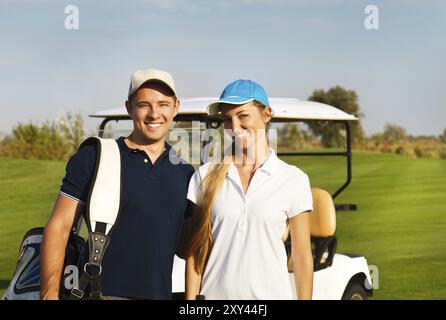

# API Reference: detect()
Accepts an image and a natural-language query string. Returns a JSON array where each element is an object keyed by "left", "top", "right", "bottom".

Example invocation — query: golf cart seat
[
  {"left": 310, "top": 188, "right": 336, "bottom": 237},
  {"left": 286, "top": 188, "right": 337, "bottom": 272}
]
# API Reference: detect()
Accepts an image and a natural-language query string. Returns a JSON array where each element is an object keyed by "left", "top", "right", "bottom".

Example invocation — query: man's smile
[{"left": 144, "top": 120, "right": 163, "bottom": 129}]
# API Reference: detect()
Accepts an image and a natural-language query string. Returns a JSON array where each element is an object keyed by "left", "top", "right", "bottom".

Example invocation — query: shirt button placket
[
  {"left": 244, "top": 201, "right": 248, "bottom": 233},
  {"left": 239, "top": 197, "right": 248, "bottom": 235}
]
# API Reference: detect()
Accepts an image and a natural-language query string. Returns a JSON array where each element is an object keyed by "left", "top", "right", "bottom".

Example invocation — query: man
[{"left": 40, "top": 69, "right": 194, "bottom": 300}]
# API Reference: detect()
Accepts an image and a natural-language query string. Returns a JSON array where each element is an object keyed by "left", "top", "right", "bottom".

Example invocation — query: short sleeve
[
  {"left": 59, "top": 144, "right": 97, "bottom": 204},
  {"left": 186, "top": 169, "right": 202, "bottom": 205},
  {"left": 287, "top": 173, "right": 313, "bottom": 219},
  {"left": 183, "top": 165, "right": 195, "bottom": 219}
]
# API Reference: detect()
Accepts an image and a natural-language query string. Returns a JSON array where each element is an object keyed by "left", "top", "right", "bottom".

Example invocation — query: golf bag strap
[
  {"left": 68, "top": 137, "right": 122, "bottom": 300},
  {"left": 68, "top": 232, "right": 110, "bottom": 300},
  {"left": 84, "top": 137, "right": 122, "bottom": 236},
  {"left": 69, "top": 274, "right": 89, "bottom": 300},
  {"left": 69, "top": 275, "right": 103, "bottom": 300}
]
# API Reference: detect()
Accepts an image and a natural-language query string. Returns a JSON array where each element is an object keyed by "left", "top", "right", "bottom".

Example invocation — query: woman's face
[{"left": 220, "top": 102, "right": 272, "bottom": 152}]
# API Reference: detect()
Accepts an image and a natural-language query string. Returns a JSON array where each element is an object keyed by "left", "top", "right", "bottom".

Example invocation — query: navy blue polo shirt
[{"left": 59, "top": 136, "right": 194, "bottom": 299}]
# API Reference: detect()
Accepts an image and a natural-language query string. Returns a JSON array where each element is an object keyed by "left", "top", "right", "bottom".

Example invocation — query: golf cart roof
[{"left": 89, "top": 97, "right": 358, "bottom": 121}]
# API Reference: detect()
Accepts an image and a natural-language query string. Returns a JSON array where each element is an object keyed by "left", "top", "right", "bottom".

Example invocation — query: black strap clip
[{"left": 70, "top": 288, "right": 84, "bottom": 300}]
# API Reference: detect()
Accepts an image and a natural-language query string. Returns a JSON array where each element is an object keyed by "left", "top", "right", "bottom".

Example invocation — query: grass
[
  {"left": 1, "top": 152, "right": 445, "bottom": 299},
  {"left": 282, "top": 151, "right": 446, "bottom": 299},
  {"left": 0, "top": 157, "right": 66, "bottom": 295}
]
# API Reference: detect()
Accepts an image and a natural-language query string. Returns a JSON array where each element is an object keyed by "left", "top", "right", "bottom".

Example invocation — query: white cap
[{"left": 128, "top": 69, "right": 177, "bottom": 98}]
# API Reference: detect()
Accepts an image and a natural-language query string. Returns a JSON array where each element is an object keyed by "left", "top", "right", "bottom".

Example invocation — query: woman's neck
[{"left": 236, "top": 142, "right": 270, "bottom": 170}]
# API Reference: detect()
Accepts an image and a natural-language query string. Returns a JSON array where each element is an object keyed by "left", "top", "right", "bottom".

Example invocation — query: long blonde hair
[
  {"left": 186, "top": 102, "right": 271, "bottom": 274},
  {"left": 186, "top": 159, "right": 230, "bottom": 274}
]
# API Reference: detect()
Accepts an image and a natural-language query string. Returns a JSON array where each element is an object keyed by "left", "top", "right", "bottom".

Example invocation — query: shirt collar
[
  {"left": 117, "top": 136, "right": 172, "bottom": 157},
  {"left": 257, "top": 148, "right": 279, "bottom": 175},
  {"left": 227, "top": 148, "right": 279, "bottom": 178}
]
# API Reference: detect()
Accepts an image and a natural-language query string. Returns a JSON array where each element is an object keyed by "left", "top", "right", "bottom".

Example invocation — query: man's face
[{"left": 126, "top": 82, "right": 179, "bottom": 144}]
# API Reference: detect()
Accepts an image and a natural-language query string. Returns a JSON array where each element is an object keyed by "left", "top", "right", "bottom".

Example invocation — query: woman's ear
[{"left": 263, "top": 106, "right": 273, "bottom": 124}]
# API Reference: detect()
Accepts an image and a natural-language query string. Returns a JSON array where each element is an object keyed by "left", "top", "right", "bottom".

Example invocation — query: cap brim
[
  {"left": 206, "top": 97, "right": 254, "bottom": 115},
  {"left": 129, "top": 79, "right": 176, "bottom": 98}
]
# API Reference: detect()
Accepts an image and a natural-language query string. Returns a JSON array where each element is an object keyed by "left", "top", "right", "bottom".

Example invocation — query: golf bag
[
  {"left": 1, "top": 227, "right": 86, "bottom": 300},
  {"left": 2, "top": 137, "right": 122, "bottom": 300}
]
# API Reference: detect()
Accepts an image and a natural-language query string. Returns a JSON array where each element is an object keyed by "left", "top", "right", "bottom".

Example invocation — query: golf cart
[{"left": 90, "top": 97, "right": 374, "bottom": 300}]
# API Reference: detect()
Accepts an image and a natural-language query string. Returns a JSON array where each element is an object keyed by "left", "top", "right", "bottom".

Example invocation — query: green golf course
[{"left": 1, "top": 151, "right": 445, "bottom": 299}]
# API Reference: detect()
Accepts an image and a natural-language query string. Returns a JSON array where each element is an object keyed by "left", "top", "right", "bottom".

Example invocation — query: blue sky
[{"left": 0, "top": 0, "right": 445, "bottom": 136}]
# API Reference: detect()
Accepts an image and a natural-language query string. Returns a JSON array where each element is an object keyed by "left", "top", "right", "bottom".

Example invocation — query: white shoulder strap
[{"left": 83, "top": 137, "right": 121, "bottom": 236}]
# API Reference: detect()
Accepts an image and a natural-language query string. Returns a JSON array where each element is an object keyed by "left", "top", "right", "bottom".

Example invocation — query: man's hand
[{"left": 40, "top": 195, "right": 84, "bottom": 300}]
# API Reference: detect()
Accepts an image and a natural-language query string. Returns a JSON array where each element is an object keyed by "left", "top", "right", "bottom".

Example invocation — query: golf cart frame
[{"left": 90, "top": 97, "right": 373, "bottom": 300}]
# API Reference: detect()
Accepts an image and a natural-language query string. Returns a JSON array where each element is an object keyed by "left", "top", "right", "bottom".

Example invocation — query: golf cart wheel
[{"left": 342, "top": 283, "right": 368, "bottom": 300}]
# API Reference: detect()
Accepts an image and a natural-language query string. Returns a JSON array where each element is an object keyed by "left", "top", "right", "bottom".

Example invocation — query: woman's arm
[
  {"left": 185, "top": 255, "right": 202, "bottom": 300},
  {"left": 289, "top": 211, "right": 314, "bottom": 300}
]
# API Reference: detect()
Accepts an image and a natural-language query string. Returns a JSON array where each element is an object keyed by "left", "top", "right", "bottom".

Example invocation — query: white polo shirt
[{"left": 187, "top": 149, "right": 313, "bottom": 300}]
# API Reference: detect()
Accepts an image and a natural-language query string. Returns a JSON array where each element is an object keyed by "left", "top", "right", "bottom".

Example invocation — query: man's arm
[
  {"left": 289, "top": 211, "right": 314, "bottom": 300},
  {"left": 176, "top": 200, "right": 198, "bottom": 259},
  {"left": 40, "top": 195, "right": 84, "bottom": 300},
  {"left": 176, "top": 201, "right": 203, "bottom": 299}
]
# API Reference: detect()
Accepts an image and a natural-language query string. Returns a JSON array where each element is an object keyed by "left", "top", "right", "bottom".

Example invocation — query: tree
[
  {"left": 57, "top": 112, "right": 85, "bottom": 156},
  {"left": 278, "top": 123, "right": 309, "bottom": 151},
  {"left": 383, "top": 123, "right": 406, "bottom": 144},
  {"left": 0, "top": 113, "right": 85, "bottom": 160},
  {"left": 307, "top": 86, "right": 365, "bottom": 148},
  {"left": 439, "top": 128, "right": 446, "bottom": 144}
]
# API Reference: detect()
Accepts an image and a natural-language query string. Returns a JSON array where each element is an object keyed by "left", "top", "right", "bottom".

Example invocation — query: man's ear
[
  {"left": 125, "top": 100, "right": 132, "bottom": 118},
  {"left": 173, "top": 99, "right": 180, "bottom": 118}
]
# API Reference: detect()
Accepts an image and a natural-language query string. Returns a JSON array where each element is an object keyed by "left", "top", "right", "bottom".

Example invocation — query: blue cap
[{"left": 207, "top": 79, "right": 270, "bottom": 115}]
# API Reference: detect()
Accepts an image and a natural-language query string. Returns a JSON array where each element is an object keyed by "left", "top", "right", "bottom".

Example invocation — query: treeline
[
  {"left": 0, "top": 113, "right": 84, "bottom": 161},
  {"left": 276, "top": 86, "right": 446, "bottom": 160},
  {"left": 363, "top": 125, "right": 446, "bottom": 159},
  {"left": 278, "top": 122, "right": 446, "bottom": 160}
]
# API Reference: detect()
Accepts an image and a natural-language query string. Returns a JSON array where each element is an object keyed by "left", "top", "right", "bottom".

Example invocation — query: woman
[{"left": 185, "top": 79, "right": 314, "bottom": 300}]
